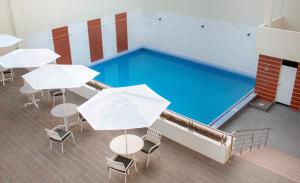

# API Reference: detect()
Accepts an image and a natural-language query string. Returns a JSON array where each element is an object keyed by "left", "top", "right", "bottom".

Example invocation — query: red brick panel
[
  {"left": 290, "top": 64, "right": 300, "bottom": 110},
  {"left": 254, "top": 55, "right": 282, "bottom": 102},
  {"left": 87, "top": 19, "right": 104, "bottom": 62},
  {"left": 115, "top": 12, "right": 128, "bottom": 53},
  {"left": 52, "top": 26, "right": 72, "bottom": 64}
]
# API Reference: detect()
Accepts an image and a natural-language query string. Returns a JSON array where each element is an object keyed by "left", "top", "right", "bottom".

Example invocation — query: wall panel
[
  {"left": 254, "top": 55, "right": 282, "bottom": 102},
  {"left": 52, "top": 26, "right": 72, "bottom": 64},
  {"left": 115, "top": 13, "right": 128, "bottom": 53},
  {"left": 87, "top": 19, "right": 104, "bottom": 62}
]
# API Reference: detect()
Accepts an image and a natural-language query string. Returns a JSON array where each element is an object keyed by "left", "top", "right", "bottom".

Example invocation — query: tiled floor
[
  {"left": 222, "top": 104, "right": 300, "bottom": 159},
  {"left": 239, "top": 147, "right": 300, "bottom": 183},
  {"left": 0, "top": 73, "right": 295, "bottom": 183}
]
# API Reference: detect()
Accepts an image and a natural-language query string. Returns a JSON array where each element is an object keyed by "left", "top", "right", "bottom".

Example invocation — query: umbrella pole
[
  {"left": 62, "top": 89, "right": 67, "bottom": 130},
  {"left": 62, "top": 88, "right": 66, "bottom": 103},
  {"left": 125, "top": 129, "right": 128, "bottom": 154}
]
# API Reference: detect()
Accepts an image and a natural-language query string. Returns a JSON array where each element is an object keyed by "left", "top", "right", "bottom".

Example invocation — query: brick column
[
  {"left": 254, "top": 55, "right": 282, "bottom": 102},
  {"left": 290, "top": 64, "right": 300, "bottom": 110}
]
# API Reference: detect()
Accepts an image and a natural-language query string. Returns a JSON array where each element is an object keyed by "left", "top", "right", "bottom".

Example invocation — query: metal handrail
[
  {"left": 231, "top": 128, "right": 270, "bottom": 155},
  {"left": 234, "top": 128, "right": 270, "bottom": 133}
]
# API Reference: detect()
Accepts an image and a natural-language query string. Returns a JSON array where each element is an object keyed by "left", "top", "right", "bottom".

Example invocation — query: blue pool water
[{"left": 91, "top": 49, "right": 255, "bottom": 125}]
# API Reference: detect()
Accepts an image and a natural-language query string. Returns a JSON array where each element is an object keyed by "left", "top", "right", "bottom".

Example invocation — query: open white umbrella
[
  {"left": 78, "top": 84, "right": 170, "bottom": 130},
  {"left": 23, "top": 64, "right": 99, "bottom": 90},
  {"left": 22, "top": 64, "right": 99, "bottom": 102},
  {"left": 77, "top": 84, "right": 170, "bottom": 152},
  {"left": 23, "top": 64, "right": 99, "bottom": 129},
  {"left": 0, "top": 34, "right": 22, "bottom": 48},
  {"left": 0, "top": 49, "right": 60, "bottom": 69}
]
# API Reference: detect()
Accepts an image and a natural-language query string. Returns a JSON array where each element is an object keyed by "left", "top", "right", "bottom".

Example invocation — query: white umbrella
[
  {"left": 0, "top": 34, "right": 22, "bottom": 48},
  {"left": 78, "top": 84, "right": 170, "bottom": 130},
  {"left": 77, "top": 84, "right": 170, "bottom": 152},
  {"left": 23, "top": 64, "right": 99, "bottom": 129},
  {"left": 0, "top": 49, "right": 60, "bottom": 69},
  {"left": 22, "top": 64, "right": 99, "bottom": 103}
]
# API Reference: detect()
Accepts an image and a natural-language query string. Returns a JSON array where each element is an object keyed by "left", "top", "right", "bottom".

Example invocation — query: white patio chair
[
  {"left": 45, "top": 125, "right": 76, "bottom": 154},
  {"left": 106, "top": 154, "right": 137, "bottom": 183},
  {"left": 0, "top": 69, "right": 13, "bottom": 86},
  {"left": 141, "top": 128, "right": 161, "bottom": 167},
  {"left": 78, "top": 113, "right": 87, "bottom": 133},
  {"left": 48, "top": 89, "right": 65, "bottom": 106}
]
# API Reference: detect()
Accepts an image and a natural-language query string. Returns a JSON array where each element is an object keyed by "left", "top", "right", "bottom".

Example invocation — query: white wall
[
  {"left": 140, "top": 11, "right": 258, "bottom": 75},
  {"left": 0, "top": 0, "right": 17, "bottom": 55},
  {"left": 23, "top": 10, "right": 143, "bottom": 66},
  {"left": 140, "top": 0, "right": 269, "bottom": 26},
  {"left": 256, "top": 0, "right": 300, "bottom": 62},
  {"left": 8, "top": 0, "right": 273, "bottom": 38},
  {"left": 9, "top": 0, "right": 141, "bottom": 35},
  {"left": 22, "top": 9, "right": 258, "bottom": 75},
  {"left": 0, "top": 0, "right": 15, "bottom": 34},
  {"left": 2, "top": 0, "right": 280, "bottom": 73},
  {"left": 257, "top": 25, "right": 300, "bottom": 62},
  {"left": 283, "top": 0, "right": 300, "bottom": 32}
]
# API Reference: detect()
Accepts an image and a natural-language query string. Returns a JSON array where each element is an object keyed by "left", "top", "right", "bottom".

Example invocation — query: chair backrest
[
  {"left": 106, "top": 158, "right": 126, "bottom": 171},
  {"left": 79, "top": 113, "right": 86, "bottom": 121},
  {"left": 146, "top": 128, "right": 161, "bottom": 144},
  {"left": 45, "top": 128, "right": 61, "bottom": 141}
]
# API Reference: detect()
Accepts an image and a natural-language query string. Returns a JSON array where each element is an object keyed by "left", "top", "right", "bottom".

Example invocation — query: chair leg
[
  {"left": 1, "top": 72, "right": 5, "bottom": 86},
  {"left": 108, "top": 168, "right": 112, "bottom": 180},
  {"left": 158, "top": 148, "right": 161, "bottom": 158},
  {"left": 146, "top": 154, "right": 150, "bottom": 168},
  {"left": 125, "top": 174, "right": 127, "bottom": 183},
  {"left": 53, "top": 97, "right": 56, "bottom": 106},
  {"left": 10, "top": 70, "right": 13, "bottom": 82},
  {"left": 134, "top": 161, "right": 138, "bottom": 173},
  {"left": 127, "top": 169, "right": 130, "bottom": 175},
  {"left": 71, "top": 133, "right": 76, "bottom": 144},
  {"left": 61, "top": 142, "right": 64, "bottom": 154},
  {"left": 50, "top": 140, "right": 53, "bottom": 149}
]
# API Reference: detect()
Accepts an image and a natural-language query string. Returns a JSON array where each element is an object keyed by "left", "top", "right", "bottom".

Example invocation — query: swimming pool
[{"left": 91, "top": 48, "right": 255, "bottom": 125}]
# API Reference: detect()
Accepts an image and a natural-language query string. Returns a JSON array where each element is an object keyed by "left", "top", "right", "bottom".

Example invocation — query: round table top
[
  {"left": 110, "top": 134, "right": 144, "bottom": 155},
  {"left": 0, "top": 68, "right": 8, "bottom": 72},
  {"left": 20, "top": 83, "right": 41, "bottom": 94},
  {"left": 51, "top": 103, "right": 78, "bottom": 118}
]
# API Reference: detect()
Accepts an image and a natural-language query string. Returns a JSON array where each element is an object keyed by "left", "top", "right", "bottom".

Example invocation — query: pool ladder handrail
[{"left": 230, "top": 128, "right": 270, "bottom": 155}]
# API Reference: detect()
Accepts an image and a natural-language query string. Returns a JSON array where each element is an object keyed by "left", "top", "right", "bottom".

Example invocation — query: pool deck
[
  {"left": 0, "top": 73, "right": 295, "bottom": 183},
  {"left": 221, "top": 104, "right": 300, "bottom": 159}
]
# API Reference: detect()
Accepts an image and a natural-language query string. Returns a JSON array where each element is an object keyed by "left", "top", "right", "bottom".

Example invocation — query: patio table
[
  {"left": 51, "top": 103, "right": 78, "bottom": 130},
  {"left": 110, "top": 134, "right": 144, "bottom": 155},
  {"left": 19, "top": 83, "right": 41, "bottom": 108}
]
